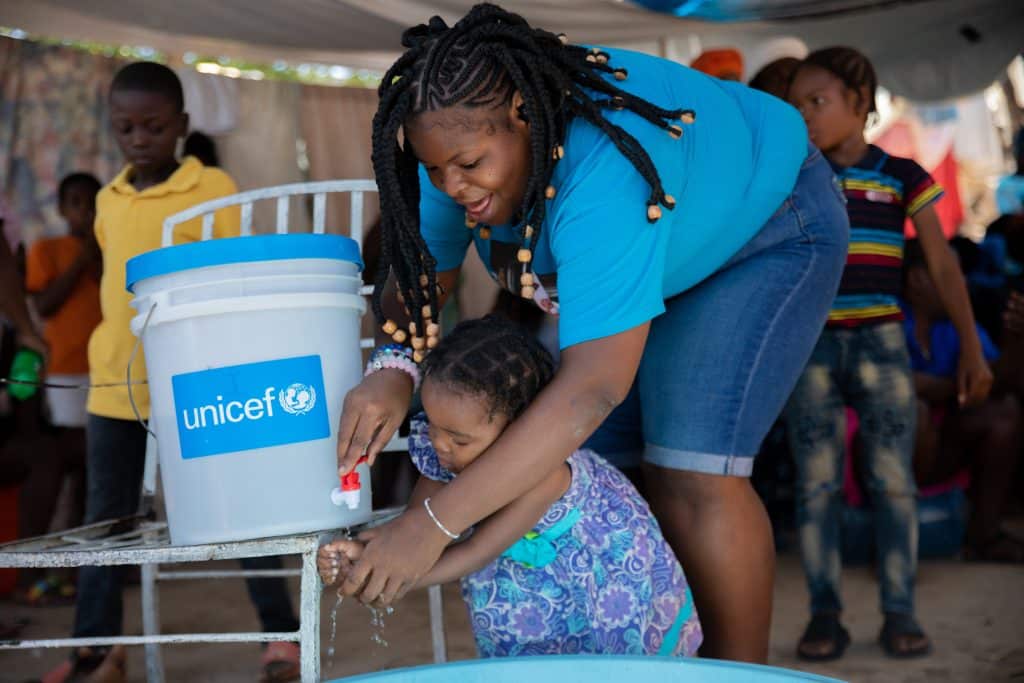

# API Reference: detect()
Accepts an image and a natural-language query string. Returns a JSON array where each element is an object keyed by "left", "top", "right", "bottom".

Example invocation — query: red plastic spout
[{"left": 341, "top": 456, "right": 368, "bottom": 491}]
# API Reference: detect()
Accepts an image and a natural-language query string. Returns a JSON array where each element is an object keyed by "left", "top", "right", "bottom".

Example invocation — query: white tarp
[{"left": 2, "top": 0, "right": 1022, "bottom": 101}]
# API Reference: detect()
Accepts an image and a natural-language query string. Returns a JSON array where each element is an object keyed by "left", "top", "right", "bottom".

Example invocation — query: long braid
[
  {"left": 371, "top": 2, "right": 695, "bottom": 356},
  {"left": 421, "top": 315, "right": 554, "bottom": 421}
]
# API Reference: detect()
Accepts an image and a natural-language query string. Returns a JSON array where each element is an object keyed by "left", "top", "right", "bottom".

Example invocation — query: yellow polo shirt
[{"left": 87, "top": 156, "right": 240, "bottom": 420}]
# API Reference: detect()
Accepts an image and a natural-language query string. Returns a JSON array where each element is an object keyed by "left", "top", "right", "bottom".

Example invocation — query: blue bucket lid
[{"left": 126, "top": 234, "right": 363, "bottom": 292}]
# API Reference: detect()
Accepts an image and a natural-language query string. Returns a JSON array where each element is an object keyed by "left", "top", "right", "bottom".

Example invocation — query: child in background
[
  {"left": 902, "top": 240, "right": 1024, "bottom": 562},
  {"left": 785, "top": 47, "right": 992, "bottom": 661},
  {"left": 16, "top": 172, "right": 102, "bottom": 605},
  {"left": 320, "top": 316, "right": 701, "bottom": 658},
  {"left": 42, "top": 62, "right": 300, "bottom": 683}
]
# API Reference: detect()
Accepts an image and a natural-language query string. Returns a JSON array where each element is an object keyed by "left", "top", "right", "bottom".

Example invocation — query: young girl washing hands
[{"left": 320, "top": 316, "right": 701, "bottom": 657}]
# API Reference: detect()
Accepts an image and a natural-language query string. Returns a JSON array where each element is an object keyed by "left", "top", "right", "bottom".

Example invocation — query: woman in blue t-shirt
[{"left": 334, "top": 4, "right": 848, "bottom": 661}]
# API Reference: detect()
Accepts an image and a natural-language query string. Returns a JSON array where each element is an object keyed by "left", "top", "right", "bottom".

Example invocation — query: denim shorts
[{"left": 585, "top": 144, "right": 849, "bottom": 476}]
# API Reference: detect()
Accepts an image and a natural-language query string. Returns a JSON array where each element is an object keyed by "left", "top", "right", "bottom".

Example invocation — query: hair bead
[
  {"left": 668, "top": 125, "right": 683, "bottom": 139},
  {"left": 478, "top": 226, "right": 491, "bottom": 239},
  {"left": 392, "top": 329, "right": 408, "bottom": 343},
  {"left": 382, "top": 320, "right": 398, "bottom": 335},
  {"left": 524, "top": 225, "right": 535, "bottom": 238},
  {"left": 422, "top": 304, "right": 433, "bottom": 319},
  {"left": 426, "top": 335, "right": 439, "bottom": 349},
  {"left": 517, "top": 248, "right": 532, "bottom": 263},
  {"left": 681, "top": 110, "right": 696, "bottom": 124},
  {"left": 557, "top": 33, "right": 568, "bottom": 45},
  {"left": 664, "top": 194, "right": 676, "bottom": 209},
  {"left": 411, "top": 336, "right": 425, "bottom": 350},
  {"left": 521, "top": 285, "right": 536, "bottom": 299},
  {"left": 545, "top": 185, "right": 556, "bottom": 199},
  {"left": 520, "top": 272, "right": 534, "bottom": 286},
  {"left": 413, "top": 350, "right": 426, "bottom": 363},
  {"left": 647, "top": 204, "right": 662, "bottom": 222},
  {"left": 613, "top": 68, "right": 627, "bottom": 81},
  {"left": 426, "top": 322, "right": 440, "bottom": 337},
  {"left": 465, "top": 216, "right": 477, "bottom": 229}
]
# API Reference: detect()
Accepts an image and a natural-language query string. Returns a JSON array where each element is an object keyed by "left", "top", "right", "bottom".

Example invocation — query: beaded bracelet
[{"left": 365, "top": 344, "right": 421, "bottom": 391}]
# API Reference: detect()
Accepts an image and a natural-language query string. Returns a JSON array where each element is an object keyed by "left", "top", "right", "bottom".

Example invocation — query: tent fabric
[{"left": 3, "top": 0, "right": 1021, "bottom": 101}]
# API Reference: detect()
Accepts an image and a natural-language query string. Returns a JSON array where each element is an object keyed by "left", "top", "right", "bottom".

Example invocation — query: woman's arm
[
  {"left": 409, "top": 465, "right": 567, "bottom": 589},
  {"left": 914, "top": 206, "right": 992, "bottom": 405},
  {"left": 336, "top": 267, "right": 460, "bottom": 470},
  {"left": 339, "top": 321, "right": 649, "bottom": 604}
]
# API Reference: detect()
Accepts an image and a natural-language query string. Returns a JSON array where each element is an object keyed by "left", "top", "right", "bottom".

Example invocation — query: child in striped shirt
[{"left": 783, "top": 46, "right": 992, "bottom": 662}]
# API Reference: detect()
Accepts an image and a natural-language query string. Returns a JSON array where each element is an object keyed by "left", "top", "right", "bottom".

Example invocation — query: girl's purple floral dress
[{"left": 409, "top": 415, "right": 702, "bottom": 657}]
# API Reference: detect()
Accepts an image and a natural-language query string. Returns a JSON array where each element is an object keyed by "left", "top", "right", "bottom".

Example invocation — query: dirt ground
[{"left": 2, "top": 549, "right": 1022, "bottom": 682}]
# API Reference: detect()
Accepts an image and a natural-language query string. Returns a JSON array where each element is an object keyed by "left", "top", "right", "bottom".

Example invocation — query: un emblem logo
[{"left": 279, "top": 383, "right": 317, "bottom": 415}]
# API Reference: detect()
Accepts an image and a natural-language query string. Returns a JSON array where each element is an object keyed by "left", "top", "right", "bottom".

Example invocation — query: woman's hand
[
  {"left": 317, "top": 539, "right": 365, "bottom": 586},
  {"left": 338, "top": 504, "right": 450, "bottom": 605},
  {"left": 337, "top": 369, "right": 414, "bottom": 475},
  {"left": 957, "top": 348, "right": 993, "bottom": 407}
]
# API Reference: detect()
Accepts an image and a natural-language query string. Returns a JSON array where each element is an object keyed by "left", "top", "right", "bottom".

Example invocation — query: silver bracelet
[{"left": 423, "top": 497, "right": 459, "bottom": 540}]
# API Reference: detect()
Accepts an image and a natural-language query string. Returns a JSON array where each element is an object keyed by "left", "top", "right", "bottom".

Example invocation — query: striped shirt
[{"left": 827, "top": 145, "right": 943, "bottom": 328}]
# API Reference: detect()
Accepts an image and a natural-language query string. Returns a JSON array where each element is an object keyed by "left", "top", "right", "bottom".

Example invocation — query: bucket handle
[{"left": 131, "top": 292, "right": 367, "bottom": 334}]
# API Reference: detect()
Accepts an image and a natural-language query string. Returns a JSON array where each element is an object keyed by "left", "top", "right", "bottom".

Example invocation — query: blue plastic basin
[{"left": 331, "top": 656, "right": 845, "bottom": 682}]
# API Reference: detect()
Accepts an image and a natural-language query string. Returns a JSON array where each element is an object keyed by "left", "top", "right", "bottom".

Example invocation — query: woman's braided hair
[
  {"left": 421, "top": 315, "right": 554, "bottom": 421},
  {"left": 371, "top": 2, "right": 694, "bottom": 357}
]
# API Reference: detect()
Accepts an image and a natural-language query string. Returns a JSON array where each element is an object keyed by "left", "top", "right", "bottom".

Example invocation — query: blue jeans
[
  {"left": 784, "top": 323, "right": 919, "bottom": 616},
  {"left": 585, "top": 144, "right": 849, "bottom": 475},
  {"left": 841, "top": 488, "right": 967, "bottom": 564},
  {"left": 72, "top": 415, "right": 299, "bottom": 639}
]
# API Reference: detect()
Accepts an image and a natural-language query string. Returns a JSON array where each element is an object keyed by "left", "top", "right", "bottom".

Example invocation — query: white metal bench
[{"left": 0, "top": 180, "right": 447, "bottom": 682}]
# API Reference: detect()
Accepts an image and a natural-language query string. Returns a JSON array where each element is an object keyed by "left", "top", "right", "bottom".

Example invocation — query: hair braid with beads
[
  {"left": 421, "top": 315, "right": 554, "bottom": 421},
  {"left": 371, "top": 3, "right": 695, "bottom": 359}
]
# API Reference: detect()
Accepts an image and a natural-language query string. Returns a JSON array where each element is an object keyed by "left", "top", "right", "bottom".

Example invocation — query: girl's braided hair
[
  {"left": 371, "top": 2, "right": 693, "bottom": 354},
  {"left": 421, "top": 315, "right": 554, "bottom": 421}
]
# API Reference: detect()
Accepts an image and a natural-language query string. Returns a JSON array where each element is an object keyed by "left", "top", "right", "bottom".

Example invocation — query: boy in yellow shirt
[{"left": 46, "top": 62, "right": 300, "bottom": 683}]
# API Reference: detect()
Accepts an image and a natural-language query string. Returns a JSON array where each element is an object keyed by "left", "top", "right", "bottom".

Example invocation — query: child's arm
[
  {"left": 914, "top": 372, "right": 956, "bottom": 404},
  {"left": 914, "top": 205, "right": 993, "bottom": 405},
  {"left": 407, "top": 464, "right": 568, "bottom": 590},
  {"left": 31, "top": 238, "right": 100, "bottom": 318}
]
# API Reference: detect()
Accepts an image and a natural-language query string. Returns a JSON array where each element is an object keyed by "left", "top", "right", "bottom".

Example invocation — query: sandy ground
[{"left": 2, "top": 549, "right": 1022, "bottom": 682}]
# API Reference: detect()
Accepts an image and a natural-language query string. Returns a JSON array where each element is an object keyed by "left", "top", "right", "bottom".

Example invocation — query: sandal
[
  {"left": 259, "top": 641, "right": 300, "bottom": 683},
  {"left": 39, "top": 646, "right": 126, "bottom": 683},
  {"left": 964, "top": 531, "right": 1024, "bottom": 563},
  {"left": 878, "top": 613, "right": 932, "bottom": 658},
  {"left": 15, "top": 576, "right": 77, "bottom": 607},
  {"left": 796, "top": 613, "right": 850, "bottom": 661}
]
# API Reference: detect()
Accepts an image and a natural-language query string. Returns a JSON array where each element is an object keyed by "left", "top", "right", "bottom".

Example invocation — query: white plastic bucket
[{"left": 126, "top": 234, "right": 371, "bottom": 545}]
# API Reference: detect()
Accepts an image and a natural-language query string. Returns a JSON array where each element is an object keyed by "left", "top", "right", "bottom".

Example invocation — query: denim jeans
[
  {"left": 73, "top": 414, "right": 299, "bottom": 638},
  {"left": 585, "top": 143, "right": 849, "bottom": 475},
  {"left": 784, "top": 323, "right": 918, "bottom": 616}
]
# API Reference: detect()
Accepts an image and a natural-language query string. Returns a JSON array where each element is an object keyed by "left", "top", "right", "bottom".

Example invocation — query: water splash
[
  {"left": 326, "top": 593, "right": 344, "bottom": 667},
  {"left": 367, "top": 604, "right": 395, "bottom": 648}
]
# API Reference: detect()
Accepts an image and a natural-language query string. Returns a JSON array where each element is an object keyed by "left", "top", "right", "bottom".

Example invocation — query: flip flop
[
  {"left": 796, "top": 613, "right": 851, "bottom": 661},
  {"left": 259, "top": 641, "right": 300, "bottom": 683},
  {"left": 878, "top": 613, "right": 932, "bottom": 658}
]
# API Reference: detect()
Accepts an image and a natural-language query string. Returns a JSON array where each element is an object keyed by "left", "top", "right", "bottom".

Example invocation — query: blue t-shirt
[
  {"left": 420, "top": 47, "right": 808, "bottom": 348},
  {"left": 902, "top": 306, "right": 999, "bottom": 378}
]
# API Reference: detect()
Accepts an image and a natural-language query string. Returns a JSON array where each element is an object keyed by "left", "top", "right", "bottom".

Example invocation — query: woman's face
[
  {"left": 405, "top": 94, "right": 531, "bottom": 226},
  {"left": 421, "top": 377, "right": 509, "bottom": 474},
  {"left": 787, "top": 64, "right": 866, "bottom": 153}
]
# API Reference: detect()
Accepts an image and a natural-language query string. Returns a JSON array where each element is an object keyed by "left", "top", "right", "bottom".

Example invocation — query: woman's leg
[{"left": 638, "top": 147, "right": 849, "bottom": 661}]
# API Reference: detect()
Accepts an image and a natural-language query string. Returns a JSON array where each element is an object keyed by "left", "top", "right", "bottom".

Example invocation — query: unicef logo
[{"left": 278, "top": 383, "right": 317, "bottom": 415}]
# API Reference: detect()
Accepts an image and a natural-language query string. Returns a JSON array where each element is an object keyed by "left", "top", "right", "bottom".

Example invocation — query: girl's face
[
  {"left": 787, "top": 64, "right": 868, "bottom": 153},
  {"left": 404, "top": 93, "right": 531, "bottom": 226},
  {"left": 421, "top": 377, "right": 509, "bottom": 474}
]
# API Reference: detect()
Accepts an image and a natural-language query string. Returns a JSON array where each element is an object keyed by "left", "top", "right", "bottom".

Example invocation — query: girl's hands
[{"left": 317, "top": 539, "right": 365, "bottom": 586}]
